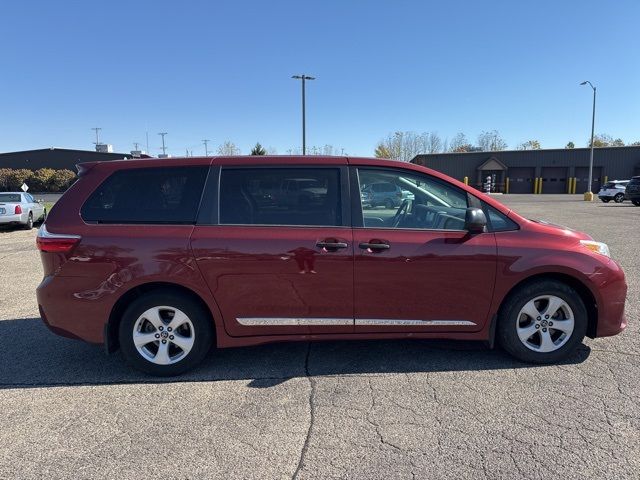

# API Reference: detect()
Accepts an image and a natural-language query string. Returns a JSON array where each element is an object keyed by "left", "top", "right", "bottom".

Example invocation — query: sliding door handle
[
  {"left": 359, "top": 242, "right": 390, "bottom": 250},
  {"left": 316, "top": 241, "right": 348, "bottom": 250}
]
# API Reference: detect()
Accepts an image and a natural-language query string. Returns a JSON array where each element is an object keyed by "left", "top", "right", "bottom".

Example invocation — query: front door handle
[
  {"left": 316, "top": 241, "right": 348, "bottom": 250},
  {"left": 359, "top": 242, "right": 390, "bottom": 251}
]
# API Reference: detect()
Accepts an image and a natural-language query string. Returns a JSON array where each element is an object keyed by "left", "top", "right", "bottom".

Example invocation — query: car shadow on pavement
[{"left": 0, "top": 317, "right": 591, "bottom": 389}]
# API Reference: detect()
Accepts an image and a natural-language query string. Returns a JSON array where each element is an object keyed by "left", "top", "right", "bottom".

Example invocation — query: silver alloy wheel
[
  {"left": 132, "top": 306, "right": 195, "bottom": 365},
  {"left": 516, "top": 295, "right": 575, "bottom": 353}
]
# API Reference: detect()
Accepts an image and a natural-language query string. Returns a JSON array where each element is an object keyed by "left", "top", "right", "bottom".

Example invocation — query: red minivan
[{"left": 36, "top": 156, "right": 627, "bottom": 375}]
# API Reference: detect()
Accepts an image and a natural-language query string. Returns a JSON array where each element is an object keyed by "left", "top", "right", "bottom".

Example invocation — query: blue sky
[{"left": 1, "top": 0, "right": 638, "bottom": 156}]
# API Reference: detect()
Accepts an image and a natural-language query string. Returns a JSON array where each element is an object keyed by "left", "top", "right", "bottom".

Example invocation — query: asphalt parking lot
[{"left": 0, "top": 194, "right": 638, "bottom": 479}]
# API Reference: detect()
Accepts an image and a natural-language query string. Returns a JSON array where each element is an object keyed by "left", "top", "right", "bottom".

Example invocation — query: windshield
[{"left": 0, "top": 194, "right": 21, "bottom": 202}]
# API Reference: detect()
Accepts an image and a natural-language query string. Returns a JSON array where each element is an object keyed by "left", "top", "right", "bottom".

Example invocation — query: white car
[
  {"left": 0, "top": 192, "right": 47, "bottom": 229},
  {"left": 598, "top": 180, "right": 629, "bottom": 203}
]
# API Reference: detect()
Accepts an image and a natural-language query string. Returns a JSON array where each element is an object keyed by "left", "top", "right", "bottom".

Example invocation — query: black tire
[
  {"left": 23, "top": 213, "right": 33, "bottom": 230},
  {"left": 497, "top": 279, "right": 587, "bottom": 364},
  {"left": 632, "top": 200, "right": 640, "bottom": 207},
  {"left": 600, "top": 198, "right": 610, "bottom": 203},
  {"left": 614, "top": 193, "right": 624, "bottom": 203},
  {"left": 118, "top": 290, "right": 214, "bottom": 376},
  {"left": 384, "top": 198, "right": 394, "bottom": 209}
]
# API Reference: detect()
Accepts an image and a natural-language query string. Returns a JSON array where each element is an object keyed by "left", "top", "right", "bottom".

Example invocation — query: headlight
[{"left": 580, "top": 240, "right": 611, "bottom": 258}]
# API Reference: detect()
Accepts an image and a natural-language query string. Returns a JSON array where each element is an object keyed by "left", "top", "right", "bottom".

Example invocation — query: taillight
[
  {"left": 36, "top": 225, "right": 81, "bottom": 253},
  {"left": 14, "top": 205, "right": 22, "bottom": 214}
]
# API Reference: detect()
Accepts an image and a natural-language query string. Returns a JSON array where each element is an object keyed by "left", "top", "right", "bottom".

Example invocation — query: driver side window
[{"left": 357, "top": 168, "right": 468, "bottom": 230}]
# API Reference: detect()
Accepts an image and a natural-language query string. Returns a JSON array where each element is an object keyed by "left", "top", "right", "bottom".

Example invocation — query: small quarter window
[{"left": 81, "top": 166, "right": 208, "bottom": 224}]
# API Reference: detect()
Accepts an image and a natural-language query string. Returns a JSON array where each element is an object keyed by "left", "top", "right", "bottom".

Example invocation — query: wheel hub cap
[
  {"left": 516, "top": 295, "right": 575, "bottom": 353},
  {"left": 132, "top": 306, "right": 195, "bottom": 365}
]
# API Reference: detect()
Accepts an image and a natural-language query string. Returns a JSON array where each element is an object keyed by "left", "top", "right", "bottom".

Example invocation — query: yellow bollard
[
  {"left": 463, "top": 176, "right": 468, "bottom": 185},
  {"left": 603, "top": 175, "right": 608, "bottom": 185},
  {"left": 538, "top": 178, "right": 543, "bottom": 194},
  {"left": 572, "top": 177, "right": 577, "bottom": 194},
  {"left": 533, "top": 178, "right": 539, "bottom": 194},
  {"left": 505, "top": 177, "right": 510, "bottom": 194}
]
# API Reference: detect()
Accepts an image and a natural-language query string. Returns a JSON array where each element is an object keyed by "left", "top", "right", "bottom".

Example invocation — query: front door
[
  {"left": 352, "top": 166, "right": 497, "bottom": 333},
  {"left": 191, "top": 164, "right": 354, "bottom": 337}
]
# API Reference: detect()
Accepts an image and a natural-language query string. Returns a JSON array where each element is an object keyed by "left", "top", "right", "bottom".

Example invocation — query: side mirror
[{"left": 464, "top": 207, "right": 487, "bottom": 234}]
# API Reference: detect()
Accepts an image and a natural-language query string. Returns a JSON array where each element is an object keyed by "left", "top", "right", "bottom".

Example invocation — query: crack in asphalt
[{"left": 292, "top": 342, "right": 316, "bottom": 480}]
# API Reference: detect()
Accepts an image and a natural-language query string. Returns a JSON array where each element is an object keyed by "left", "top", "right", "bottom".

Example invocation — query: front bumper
[{"left": 594, "top": 259, "right": 628, "bottom": 337}]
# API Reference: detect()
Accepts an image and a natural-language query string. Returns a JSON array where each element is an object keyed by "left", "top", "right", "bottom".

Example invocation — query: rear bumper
[
  {"left": 36, "top": 274, "right": 106, "bottom": 344},
  {"left": 0, "top": 213, "right": 27, "bottom": 224}
]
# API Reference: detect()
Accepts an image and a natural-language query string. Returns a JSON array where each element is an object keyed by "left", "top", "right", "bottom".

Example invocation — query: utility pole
[
  {"left": 91, "top": 127, "right": 102, "bottom": 146},
  {"left": 292, "top": 74, "right": 315, "bottom": 155},
  {"left": 580, "top": 81, "right": 597, "bottom": 200},
  {"left": 158, "top": 132, "right": 168, "bottom": 156},
  {"left": 203, "top": 139, "right": 211, "bottom": 156},
  {"left": 133, "top": 142, "right": 140, "bottom": 151}
]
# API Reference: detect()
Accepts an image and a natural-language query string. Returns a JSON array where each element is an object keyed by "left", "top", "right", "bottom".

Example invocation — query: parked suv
[
  {"left": 597, "top": 180, "right": 629, "bottom": 203},
  {"left": 37, "top": 156, "right": 627, "bottom": 375},
  {"left": 625, "top": 176, "right": 640, "bottom": 206}
]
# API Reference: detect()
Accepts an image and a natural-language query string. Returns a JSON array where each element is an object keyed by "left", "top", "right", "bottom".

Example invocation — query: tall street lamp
[
  {"left": 580, "top": 81, "right": 596, "bottom": 200},
  {"left": 292, "top": 74, "right": 315, "bottom": 155}
]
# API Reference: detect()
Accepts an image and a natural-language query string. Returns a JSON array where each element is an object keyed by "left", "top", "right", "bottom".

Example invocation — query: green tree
[
  {"left": 31, "top": 168, "right": 56, "bottom": 191},
  {"left": 374, "top": 144, "right": 392, "bottom": 158},
  {"left": 611, "top": 138, "right": 625, "bottom": 147},
  {"left": 49, "top": 170, "right": 76, "bottom": 191},
  {"left": 6, "top": 169, "right": 33, "bottom": 190},
  {"left": 565, "top": 141, "right": 575, "bottom": 149},
  {"left": 590, "top": 133, "right": 614, "bottom": 147},
  {"left": 250, "top": 142, "right": 267, "bottom": 155},
  {"left": 0, "top": 168, "right": 12, "bottom": 190}
]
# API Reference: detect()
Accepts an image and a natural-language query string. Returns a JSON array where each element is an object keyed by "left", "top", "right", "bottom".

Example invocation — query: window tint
[
  {"left": 220, "top": 168, "right": 342, "bottom": 226},
  {"left": 82, "top": 166, "right": 208, "bottom": 224},
  {"left": 484, "top": 204, "right": 518, "bottom": 232},
  {"left": 358, "top": 168, "right": 468, "bottom": 230}
]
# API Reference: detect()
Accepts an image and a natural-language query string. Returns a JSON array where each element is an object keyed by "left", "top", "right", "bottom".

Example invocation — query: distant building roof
[{"left": 0, "top": 147, "right": 142, "bottom": 171}]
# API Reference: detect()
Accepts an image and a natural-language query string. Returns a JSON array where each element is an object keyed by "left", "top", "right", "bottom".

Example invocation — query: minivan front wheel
[
  {"left": 119, "top": 291, "right": 213, "bottom": 376},
  {"left": 497, "top": 280, "right": 587, "bottom": 364}
]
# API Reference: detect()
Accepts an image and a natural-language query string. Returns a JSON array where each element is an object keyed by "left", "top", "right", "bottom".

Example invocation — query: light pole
[
  {"left": 292, "top": 74, "right": 315, "bottom": 155},
  {"left": 580, "top": 81, "right": 596, "bottom": 200},
  {"left": 202, "top": 139, "right": 211, "bottom": 156}
]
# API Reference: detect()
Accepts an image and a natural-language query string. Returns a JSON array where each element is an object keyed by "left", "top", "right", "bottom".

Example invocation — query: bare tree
[
  {"left": 516, "top": 140, "right": 541, "bottom": 150},
  {"left": 424, "top": 132, "right": 443, "bottom": 154},
  {"left": 375, "top": 131, "right": 443, "bottom": 162},
  {"left": 449, "top": 132, "right": 473, "bottom": 152},
  {"left": 217, "top": 141, "right": 240, "bottom": 156},
  {"left": 477, "top": 130, "right": 508, "bottom": 151}
]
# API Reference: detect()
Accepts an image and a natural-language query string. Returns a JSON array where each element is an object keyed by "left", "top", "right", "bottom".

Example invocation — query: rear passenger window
[
  {"left": 81, "top": 166, "right": 208, "bottom": 224},
  {"left": 220, "top": 168, "right": 342, "bottom": 226}
]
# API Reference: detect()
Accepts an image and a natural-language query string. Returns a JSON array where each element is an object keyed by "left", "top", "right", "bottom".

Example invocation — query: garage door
[
  {"left": 541, "top": 167, "right": 568, "bottom": 194},
  {"left": 507, "top": 167, "right": 535, "bottom": 193},
  {"left": 575, "top": 167, "right": 602, "bottom": 193}
]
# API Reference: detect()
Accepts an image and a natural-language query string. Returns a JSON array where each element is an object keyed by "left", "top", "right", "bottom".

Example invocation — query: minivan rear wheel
[
  {"left": 118, "top": 291, "right": 213, "bottom": 376},
  {"left": 497, "top": 280, "right": 587, "bottom": 364}
]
